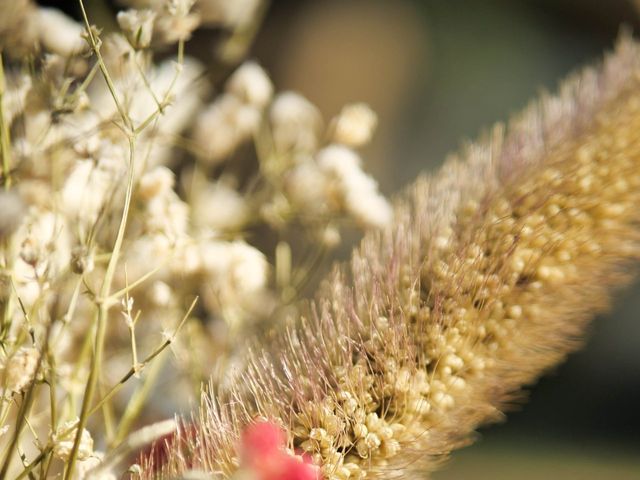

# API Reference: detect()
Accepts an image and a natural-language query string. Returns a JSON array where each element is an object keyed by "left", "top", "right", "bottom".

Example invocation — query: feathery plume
[{"left": 142, "top": 35, "right": 640, "bottom": 479}]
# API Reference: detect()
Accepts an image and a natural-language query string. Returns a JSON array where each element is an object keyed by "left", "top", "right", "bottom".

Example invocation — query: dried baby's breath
[{"left": 0, "top": 1, "right": 392, "bottom": 478}]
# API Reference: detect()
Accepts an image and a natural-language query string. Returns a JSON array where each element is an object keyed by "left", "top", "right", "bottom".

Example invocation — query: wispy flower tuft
[{"left": 142, "top": 36, "right": 640, "bottom": 479}]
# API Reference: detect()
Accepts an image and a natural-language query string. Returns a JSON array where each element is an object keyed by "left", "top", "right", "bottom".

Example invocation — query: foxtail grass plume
[{"left": 142, "top": 36, "right": 640, "bottom": 479}]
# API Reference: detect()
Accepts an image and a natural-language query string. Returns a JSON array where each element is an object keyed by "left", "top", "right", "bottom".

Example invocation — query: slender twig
[
  {"left": 112, "top": 352, "right": 166, "bottom": 446},
  {"left": 63, "top": 134, "right": 137, "bottom": 479},
  {"left": 90, "top": 297, "right": 197, "bottom": 419},
  {"left": 77, "top": 0, "right": 132, "bottom": 133},
  {"left": 107, "top": 266, "right": 162, "bottom": 304}
]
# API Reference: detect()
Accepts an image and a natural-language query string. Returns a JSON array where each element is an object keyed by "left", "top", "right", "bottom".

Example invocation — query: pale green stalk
[
  {"left": 0, "top": 53, "right": 12, "bottom": 189},
  {"left": 63, "top": 135, "right": 137, "bottom": 479},
  {"left": 112, "top": 352, "right": 167, "bottom": 447}
]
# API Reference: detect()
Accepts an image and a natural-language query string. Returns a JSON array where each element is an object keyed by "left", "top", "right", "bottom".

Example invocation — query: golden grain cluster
[{"left": 145, "top": 37, "right": 640, "bottom": 479}]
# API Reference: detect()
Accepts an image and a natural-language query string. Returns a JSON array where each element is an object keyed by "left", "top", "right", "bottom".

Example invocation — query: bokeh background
[{"left": 39, "top": 0, "right": 640, "bottom": 477}]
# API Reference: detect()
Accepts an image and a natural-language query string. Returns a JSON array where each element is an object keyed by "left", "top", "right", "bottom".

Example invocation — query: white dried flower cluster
[
  {"left": 114, "top": 0, "right": 199, "bottom": 46},
  {"left": 189, "top": 67, "right": 390, "bottom": 236},
  {"left": 52, "top": 419, "right": 94, "bottom": 462},
  {"left": 155, "top": 0, "right": 200, "bottom": 44},
  {"left": 0, "top": 2, "right": 391, "bottom": 478},
  {"left": 270, "top": 92, "right": 323, "bottom": 154},
  {"left": 263, "top": 97, "right": 389, "bottom": 230},
  {"left": 38, "top": 8, "right": 87, "bottom": 56},
  {"left": 227, "top": 61, "right": 274, "bottom": 108},
  {"left": 4, "top": 347, "right": 40, "bottom": 394},
  {"left": 330, "top": 103, "right": 378, "bottom": 147},
  {"left": 198, "top": 239, "right": 269, "bottom": 321},
  {"left": 117, "top": 9, "right": 157, "bottom": 49},
  {"left": 191, "top": 181, "right": 249, "bottom": 232},
  {"left": 193, "top": 61, "right": 273, "bottom": 163},
  {"left": 316, "top": 145, "right": 392, "bottom": 229},
  {"left": 117, "top": 0, "right": 264, "bottom": 46},
  {"left": 193, "top": 82, "right": 392, "bottom": 230}
]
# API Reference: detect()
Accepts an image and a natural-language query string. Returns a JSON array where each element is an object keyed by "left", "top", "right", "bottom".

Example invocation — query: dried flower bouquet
[{"left": 1, "top": 1, "right": 639, "bottom": 480}]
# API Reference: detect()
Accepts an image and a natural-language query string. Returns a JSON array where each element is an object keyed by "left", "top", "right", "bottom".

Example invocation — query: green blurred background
[{"left": 41, "top": 0, "right": 640, "bottom": 477}]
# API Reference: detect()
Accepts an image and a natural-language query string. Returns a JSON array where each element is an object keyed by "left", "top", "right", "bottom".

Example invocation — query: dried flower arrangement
[{"left": 0, "top": 1, "right": 638, "bottom": 479}]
